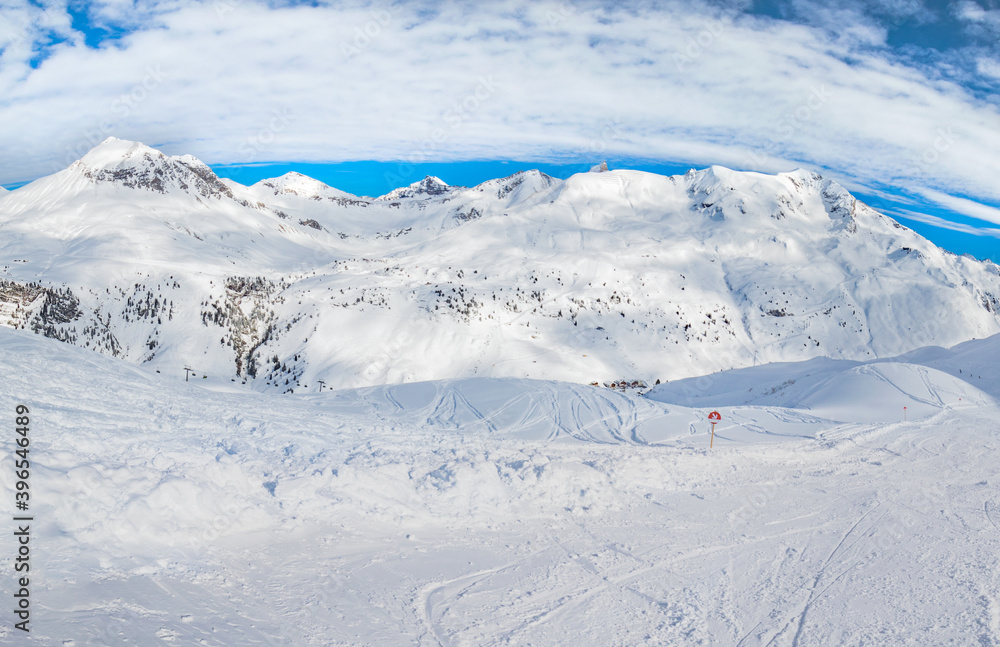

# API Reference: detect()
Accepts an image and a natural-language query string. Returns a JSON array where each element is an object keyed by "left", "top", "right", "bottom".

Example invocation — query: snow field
[{"left": 2, "top": 327, "right": 999, "bottom": 644}]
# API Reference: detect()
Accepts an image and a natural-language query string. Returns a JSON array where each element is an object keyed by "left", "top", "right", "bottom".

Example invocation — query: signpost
[{"left": 708, "top": 410, "right": 721, "bottom": 448}]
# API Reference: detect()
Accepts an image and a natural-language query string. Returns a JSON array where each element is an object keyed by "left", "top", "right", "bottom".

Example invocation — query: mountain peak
[
  {"left": 248, "top": 173, "right": 362, "bottom": 207},
  {"left": 255, "top": 172, "right": 339, "bottom": 197},
  {"left": 71, "top": 138, "right": 233, "bottom": 199},
  {"left": 377, "top": 175, "right": 454, "bottom": 201},
  {"left": 471, "top": 169, "right": 560, "bottom": 203},
  {"left": 779, "top": 168, "right": 825, "bottom": 194},
  {"left": 682, "top": 165, "right": 751, "bottom": 197},
  {"left": 76, "top": 137, "right": 164, "bottom": 171}
]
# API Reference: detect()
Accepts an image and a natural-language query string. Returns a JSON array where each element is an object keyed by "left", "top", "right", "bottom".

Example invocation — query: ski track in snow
[{"left": 0, "top": 328, "right": 999, "bottom": 645}]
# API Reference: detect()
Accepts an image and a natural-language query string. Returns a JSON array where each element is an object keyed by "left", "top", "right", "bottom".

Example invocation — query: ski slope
[
  {"left": 647, "top": 345, "right": 998, "bottom": 424},
  {"left": 2, "top": 327, "right": 998, "bottom": 645}
]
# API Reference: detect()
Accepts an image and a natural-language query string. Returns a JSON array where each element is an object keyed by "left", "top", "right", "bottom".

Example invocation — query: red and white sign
[{"left": 708, "top": 411, "right": 721, "bottom": 422}]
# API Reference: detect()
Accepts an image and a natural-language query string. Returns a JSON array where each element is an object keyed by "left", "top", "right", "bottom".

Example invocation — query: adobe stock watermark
[
  {"left": 904, "top": 313, "right": 946, "bottom": 351},
  {"left": 214, "top": 0, "right": 247, "bottom": 20},
  {"left": 663, "top": 342, "right": 755, "bottom": 405},
  {"left": 443, "top": 75, "right": 501, "bottom": 129},
  {"left": 726, "top": 317, "right": 952, "bottom": 536},
  {"left": 3, "top": 12, "right": 43, "bottom": 57},
  {"left": 744, "top": 85, "right": 832, "bottom": 171},
  {"left": 239, "top": 107, "right": 296, "bottom": 162},
  {"left": 3, "top": 3, "right": 68, "bottom": 62},
  {"left": 585, "top": 117, "right": 625, "bottom": 158},
  {"left": 904, "top": 127, "right": 956, "bottom": 176},
  {"left": 569, "top": 116, "right": 626, "bottom": 173},
  {"left": 543, "top": 1, "right": 576, "bottom": 26},
  {"left": 55, "top": 65, "right": 167, "bottom": 172},
  {"left": 673, "top": 10, "right": 739, "bottom": 72},
  {"left": 340, "top": 8, "right": 392, "bottom": 60},
  {"left": 382, "top": 75, "right": 501, "bottom": 190}
]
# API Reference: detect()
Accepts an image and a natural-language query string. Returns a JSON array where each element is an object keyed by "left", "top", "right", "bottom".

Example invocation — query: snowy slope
[
  {"left": 894, "top": 334, "right": 1000, "bottom": 399},
  {"left": 647, "top": 347, "right": 997, "bottom": 424},
  {"left": 647, "top": 334, "right": 1000, "bottom": 414},
  {"left": 1, "top": 138, "right": 999, "bottom": 392},
  {"left": 2, "top": 324, "right": 999, "bottom": 645}
]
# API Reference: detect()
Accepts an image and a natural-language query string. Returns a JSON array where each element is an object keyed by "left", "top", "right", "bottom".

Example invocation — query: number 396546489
[{"left": 14, "top": 405, "right": 30, "bottom": 509}]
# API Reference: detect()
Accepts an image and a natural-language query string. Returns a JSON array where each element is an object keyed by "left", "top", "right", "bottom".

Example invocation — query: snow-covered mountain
[
  {"left": 1, "top": 136, "right": 998, "bottom": 391},
  {"left": 376, "top": 175, "right": 454, "bottom": 201}
]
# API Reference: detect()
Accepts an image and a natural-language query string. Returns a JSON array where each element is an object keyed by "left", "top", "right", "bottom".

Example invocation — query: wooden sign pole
[{"left": 707, "top": 411, "right": 721, "bottom": 449}]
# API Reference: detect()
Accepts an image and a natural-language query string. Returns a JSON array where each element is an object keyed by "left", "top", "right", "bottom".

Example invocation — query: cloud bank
[{"left": 1, "top": 0, "right": 999, "bottom": 219}]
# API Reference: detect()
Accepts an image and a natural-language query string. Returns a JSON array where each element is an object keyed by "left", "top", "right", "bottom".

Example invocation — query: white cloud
[
  {"left": 977, "top": 56, "right": 1000, "bottom": 79},
  {"left": 915, "top": 187, "right": 1000, "bottom": 227},
  {"left": 1, "top": 0, "right": 999, "bottom": 214},
  {"left": 0, "top": 1, "right": 77, "bottom": 73},
  {"left": 955, "top": 0, "right": 1000, "bottom": 43},
  {"left": 955, "top": 0, "right": 1000, "bottom": 25},
  {"left": 887, "top": 207, "right": 1000, "bottom": 239}
]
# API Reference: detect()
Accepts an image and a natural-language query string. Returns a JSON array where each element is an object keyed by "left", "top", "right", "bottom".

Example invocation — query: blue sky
[{"left": 1, "top": 0, "right": 998, "bottom": 261}]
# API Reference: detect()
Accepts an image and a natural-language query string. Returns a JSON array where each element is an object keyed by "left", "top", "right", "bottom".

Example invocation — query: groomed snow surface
[{"left": 2, "top": 327, "right": 999, "bottom": 645}]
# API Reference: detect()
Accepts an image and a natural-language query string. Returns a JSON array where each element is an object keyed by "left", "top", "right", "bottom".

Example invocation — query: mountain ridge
[{"left": 0, "top": 138, "right": 997, "bottom": 392}]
